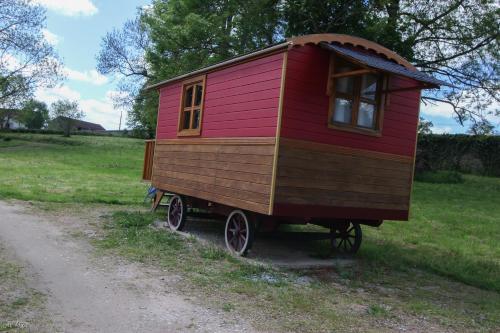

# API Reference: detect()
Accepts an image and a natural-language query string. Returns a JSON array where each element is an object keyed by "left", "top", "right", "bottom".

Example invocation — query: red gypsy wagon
[{"left": 142, "top": 34, "right": 448, "bottom": 256}]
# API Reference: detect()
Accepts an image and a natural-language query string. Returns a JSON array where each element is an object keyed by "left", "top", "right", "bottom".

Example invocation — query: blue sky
[
  {"left": 34, "top": 0, "right": 149, "bottom": 130},
  {"left": 33, "top": 0, "right": 498, "bottom": 132}
]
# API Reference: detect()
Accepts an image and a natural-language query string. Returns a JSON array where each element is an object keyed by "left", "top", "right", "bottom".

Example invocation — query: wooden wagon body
[{"left": 143, "top": 34, "right": 447, "bottom": 255}]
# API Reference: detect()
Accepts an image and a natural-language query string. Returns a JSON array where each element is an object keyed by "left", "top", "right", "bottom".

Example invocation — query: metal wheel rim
[
  {"left": 225, "top": 210, "right": 249, "bottom": 255},
  {"left": 167, "top": 196, "right": 183, "bottom": 230}
]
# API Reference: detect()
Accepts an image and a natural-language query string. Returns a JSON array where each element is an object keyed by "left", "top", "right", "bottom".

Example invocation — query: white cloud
[
  {"left": 432, "top": 126, "right": 453, "bottom": 134},
  {"left": 64, "top": 67, "right": 108, "bottom": 85},
  {"left": 35, "top": 85, "right": 125, "bottom": 130},
  {"left": 0, "top": 53, "right": 20, "bottom": 71},
  {"left": 42, "top": 29, "right": 60, "bottom": 45},
  {"left": 420, "top": 101, "right": 455, "bottom": 118},
  {"left": 33, "top": 0, "right": 98, "bottom": 16},
  {"left": 421, "top": 100, "right": 500, "bottom": 127},
  {"left": 36, "top": 85, "right": 82, "bottom": 103}
]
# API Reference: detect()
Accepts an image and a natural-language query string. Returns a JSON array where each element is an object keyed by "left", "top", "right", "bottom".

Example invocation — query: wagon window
[
  {"left": 328, "top": 56, "right": 384, "bottom": 135},
  {"left": 178, "top": 75, "right": 206, "bottom": 136}
]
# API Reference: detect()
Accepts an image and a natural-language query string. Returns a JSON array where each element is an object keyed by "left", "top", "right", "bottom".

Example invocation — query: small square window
[
  {"left": 178, "top": 75, "right": 206, "bottom": 136},
  {"left": 336, "top": 76, "right": 354, "bottom": 94},
  {"left": 332, "top": 98, "right": 352, "bottom": 124},
  {"left": 194, "top": 85, "right": 203, "bottom": 106},
  {"left": 357, "top": 102, "right": 375, "bottom": 128},
  {"left": 184, "top": 86, "right": 193, "bottom": 107},
  {"left": 361, "top": 74, "right": 378, "bottom": 101},
  {"left": 328, "top": 55, "right": 383, "bottom": 135},
  {"left": 182, "top": 111, "right": 191, "bottom": 129},
  {"left": 192, "top": 109, "right": 200, "bottom": 129}
]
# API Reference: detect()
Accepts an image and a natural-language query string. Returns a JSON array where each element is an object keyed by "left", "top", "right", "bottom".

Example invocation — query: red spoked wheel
[
  {"left": 167, "top": 194, "right": 186, "bottom": 231},
  {"left": 225, "top": 210, "right": 255, "bottom": 256},
  {"left": 330, "top": 221, "right": 362, "bottom": 254}
]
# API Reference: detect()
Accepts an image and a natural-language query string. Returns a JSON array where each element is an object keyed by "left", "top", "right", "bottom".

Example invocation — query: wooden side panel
[
  {"left": 273, "top": 138, "right": 413, "bottom": 220},
  {"left": 151, "top": 138, "right": 276, "bottom": 214},
  {"left": 156, "top": 53, "right": 284, "bottom": 140},
  {"left": 281, "top": 45, "right": 420, "bottom": 157},
  {"left": 142, "top": 140, "right": 155, "bottom": 181}
]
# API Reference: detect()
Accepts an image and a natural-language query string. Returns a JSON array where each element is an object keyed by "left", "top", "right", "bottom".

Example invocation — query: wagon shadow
[{"left": 178, "top": 215, "right": 356, "bottom": 269}]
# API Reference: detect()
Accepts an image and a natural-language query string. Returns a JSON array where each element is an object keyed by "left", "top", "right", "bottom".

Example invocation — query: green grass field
[
  {"left": 1, "top": 132, "right": 499, "bottom": 331},
  {"left": 0, "top": 133, "right": 147, "bottom": 204}
]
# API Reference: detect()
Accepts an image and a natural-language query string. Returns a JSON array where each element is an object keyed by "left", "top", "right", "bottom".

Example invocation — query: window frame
[
  {"left": 177, "top": 75, "right": 206, "bottom": 137},
  {"left": 327, "top": 54, "right": 386, "bottom": 136}
]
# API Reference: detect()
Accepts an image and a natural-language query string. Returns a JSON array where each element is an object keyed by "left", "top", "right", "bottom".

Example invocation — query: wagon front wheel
[
  {"left": 225, "top": 210, "right": 255, "bottom": 256},
  {"left": 167, "top": 194, "right": 186, "bottom": 231},
  {"left": 331, "top": 221, "right": 362, "bottom": 254}
]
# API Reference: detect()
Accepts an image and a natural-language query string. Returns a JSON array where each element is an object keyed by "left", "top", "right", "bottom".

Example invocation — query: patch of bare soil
[{"left": 0, "top": 201, "right": 260, "bottom": 333}]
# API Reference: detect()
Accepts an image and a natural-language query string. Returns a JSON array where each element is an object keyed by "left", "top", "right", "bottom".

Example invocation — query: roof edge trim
[
  {"left": 288, "top": 34, "right": 416, "bottom": 71},
  {"left": 146, "top": 42, "right": 290, "bottom": 91}
]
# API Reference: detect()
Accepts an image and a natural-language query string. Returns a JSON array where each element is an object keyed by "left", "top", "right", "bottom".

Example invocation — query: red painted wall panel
[
  {"left": 281, "top": 45, "right": 421, "bottom": 156},
  {"left": 156, "top": 53, "right": 284, "bottom": 139}
]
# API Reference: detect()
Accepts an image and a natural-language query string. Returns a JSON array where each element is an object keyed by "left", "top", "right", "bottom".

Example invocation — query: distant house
[
  {"left": 50, "top": 116, "right": 106, "bottom": 132},
  {"left": 0, "top": 108, "right": 25, "bottom": 129}
]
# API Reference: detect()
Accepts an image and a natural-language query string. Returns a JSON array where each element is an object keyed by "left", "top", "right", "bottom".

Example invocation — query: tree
[
  {"left": 20, "top": 99, "right": 49, "bottom": 129},
  {"left": 50, "top": 100, "right": 84, "bottom": 137},
  {"left": 96, "top": 16, "right": 154, "bottom": 134},
  {"left": 96, "top": 17, "right": 151, "bottom": 108},
  {"left": 418, "top": 117, "right": 434, "bottom": 134},
  {"left": 96, "top": 0, "right": 282, "bottom": 136},
  {"left": 143, "top": 0, "right": 282, "bottom": 81},
  {"left": 126, "top": 87, "right": 158, "bottom": 138},
  {"left": 0, "top": 0, "right": 62, "bottom": 108},
  {"left": 467, "top": 120, "right": 495, "bottom": 135}
]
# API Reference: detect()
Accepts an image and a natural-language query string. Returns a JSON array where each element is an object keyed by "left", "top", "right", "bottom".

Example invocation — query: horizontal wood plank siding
[
  {"left": 281, "top": 45, "right": 420, "bottom": 157},
  {"left": 156, "top": 53, "right": 284, "bottom": 139},
  {"left": 152, "top": 138, "right": 276, "bottom": 214},
  {"left": 273, "top": 138, "right": 413, "bottom": 219}
]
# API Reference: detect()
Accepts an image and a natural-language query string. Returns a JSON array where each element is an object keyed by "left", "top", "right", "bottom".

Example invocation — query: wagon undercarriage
[{"left": 155, "top": 191, "right": 376, "bottom": 257}]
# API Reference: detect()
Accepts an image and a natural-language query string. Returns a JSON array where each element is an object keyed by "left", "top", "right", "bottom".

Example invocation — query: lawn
[
  {"left": 1, "top": 132, "right": 499, "bottom": 332},
  {"left": 0, "top": 133, "right": 147, "bottom": 204},
  {"left": 361, "top": 175, "right": 500, "bottom": 292}
]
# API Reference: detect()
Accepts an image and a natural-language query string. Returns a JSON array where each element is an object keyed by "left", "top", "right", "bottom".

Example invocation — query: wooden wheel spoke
[
  {"left": 346, "top": 238, "right": 353, "bottom": 248},
  {"left": 236, "top": 235, "right": 243, "bottom": 251},
  {"left": 337, "top": 239, "right": 344, "bottom": 249},
  {"left": 231, "top": 235, "right": 238, "bottom": 249}
]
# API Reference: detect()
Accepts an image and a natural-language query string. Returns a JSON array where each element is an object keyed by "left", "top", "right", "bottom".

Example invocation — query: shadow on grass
[{"left": 358, "top": 238, "right": 500, "bottom": 292}]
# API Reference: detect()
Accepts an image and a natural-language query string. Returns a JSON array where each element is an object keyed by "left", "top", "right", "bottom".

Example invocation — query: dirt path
[{"left": 0, "top": 201, "right": 258, "bottom": 333}]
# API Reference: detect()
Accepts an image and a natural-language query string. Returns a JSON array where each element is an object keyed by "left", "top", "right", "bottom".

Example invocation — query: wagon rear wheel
[
  {"left": 225, "top": 210, "right": 255, "bottom": 256},
  {"left": 167, "top": 194, "right": 186, "bottom": 231},
  {"left": 330, "top": 221, "right": 362, "bottom": 254}
]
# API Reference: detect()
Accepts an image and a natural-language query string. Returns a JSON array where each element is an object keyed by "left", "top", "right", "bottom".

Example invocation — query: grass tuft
[
  {"left": 112, "top": 211, "right": 156, "bottom": 228},
  {"left": 367, "top": 304, "right": 390, "bottom": 317},
  {"left": 198, "top": 246, "right": 230, "bottom": 260}
]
